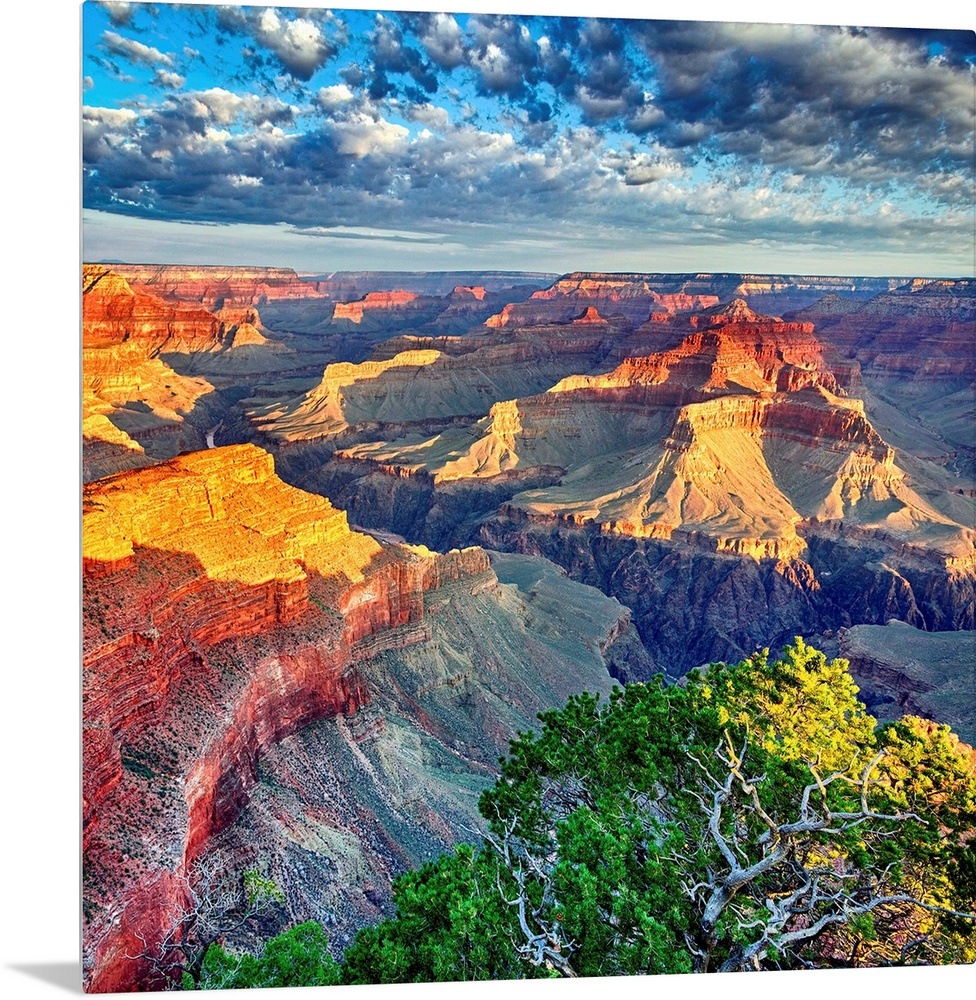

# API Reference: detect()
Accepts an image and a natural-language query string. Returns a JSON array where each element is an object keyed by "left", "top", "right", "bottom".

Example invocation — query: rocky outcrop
[
  {"left": 82, "top": 444, "right": 622, "bottom": 992},
  {"left": 476, "top": 518, "right": 975, "bottom": 676},
  {"left": 485, "top": 273, "right": 719, "bottom": 328},
  {"left": 331, "top": 290, "right": 423, "bottom": 324},
  {"left": 83, "top": 445, "right": 467, "bottom": 987},
  {"left": 794, "top": 279, "right": 976, "bottom": 389},
  {"left": 246, "top": 313, "right": 623, "bottom": 446},
  {"left": 301, "top": 293, "right": 973, "bottom": 675},
  {"left": 83, "top": 265, "right": 231, "bottom": 355},
  {"left": 82, "top": 266, "right": 301, "bottom": 479}
]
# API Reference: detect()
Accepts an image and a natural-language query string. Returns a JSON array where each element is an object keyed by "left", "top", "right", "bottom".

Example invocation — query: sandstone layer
[
  {"left": 82, "top": 266, "right": 301, "bottom": 480},
  {"left": 108, "top": 264, "right": 329, "bottom": 310},
  {"left": 836, "top": 620, "right": 976, "bottom": 745},
  {"left": 82, "top": 445, "right": 623, "bottom": 991}
]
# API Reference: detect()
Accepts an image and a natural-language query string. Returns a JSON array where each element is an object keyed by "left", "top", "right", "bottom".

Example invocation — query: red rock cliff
[{"left": 82, "top": 444, "right": 493, "bottom": 992}]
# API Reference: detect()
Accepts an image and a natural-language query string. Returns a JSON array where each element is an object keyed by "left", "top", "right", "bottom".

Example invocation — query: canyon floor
[{"left": 82, "top": 264, "right": 975, "bottom": 991}]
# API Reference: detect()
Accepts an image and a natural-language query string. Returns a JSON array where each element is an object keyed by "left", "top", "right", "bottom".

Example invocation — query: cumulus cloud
[
  {"left": 633, "top": 21, "right": 975, "bottom": 198},
  {"left": 98, "top": 2, "right": 134, "bottom": 27},
  {"left": 328, "top": 113, "right": 409, "bottom": 157},
  {"left": 81, "top": 12, "right": 974, "bottom": 272},
  {"left": 101, "top": 30, "right": 173, "bottom": 69},
  {"left": 363, "top": 13, "right": 439, "bottom": 98},
  {"left": 466, "top": 14, "right": 542, "bottom": 98},
  {"left": 82, "top": 105, "right": 139, "bottom": 163},
  {"left": 152, "top": 70, "right": 186, "bottom": 90},
  {"left": 316, "top": 84, "right": 356, "bottom": 111},
  {"left": 402, "top": 102, "right": 451, "bottom": 129},
  {"left": 251, "top": 9, "right": 337, "bottom": 80},
  {"left": 412, "top": 13, "right": 466, "bottom": 71},
  {"left": 158, "top": 89, "right": 297, "bottom": 131}
]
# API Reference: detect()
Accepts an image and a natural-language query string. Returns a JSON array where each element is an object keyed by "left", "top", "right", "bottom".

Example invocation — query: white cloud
[
  {"left": 101, "top": 30, "right": 173, "bottom": 68},
  {"left": 316, "top": 84, "right": 355, "bottom": 110},
  {"left": 331, "top": 114, "right": 409, "bottom": 157},
  {"left": 403, "top": 103, "right": 450, "bottom": 129},
  {"left": 99, "top": 2, "right": 133, "bottom": 27},
  {"left": 166, "top": 89, "right": 297, "bottom": 128},
  {"left": 152, "top": 70, "right": 185, "bottom": 90},
  {"left": 418, "top": 13, "right": 466, "bottom": 70},
  {"left": 253, "top": 9, "right": 333, "bottom": 81}
]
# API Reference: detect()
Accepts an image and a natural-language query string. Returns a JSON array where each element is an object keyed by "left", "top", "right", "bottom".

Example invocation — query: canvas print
[{"left": 81, "top": 2, "right": 976, "bottom": 992}]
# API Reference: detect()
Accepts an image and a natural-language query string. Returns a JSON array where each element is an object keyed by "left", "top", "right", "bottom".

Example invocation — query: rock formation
[
  {"left": 82, "top": 267, "right": 304, "bottom": 480},
  {"left": 306, "top": 293, "right": 974, "bottom": 674},
  {"left": 108, "top": 264, "right": 329, "bottom": 310},
  {"left": 82, "top": 444, "right": 624, "bottom": 991},
  {"left": 836, "top": 620, "right": 976, "bottom": 744}
]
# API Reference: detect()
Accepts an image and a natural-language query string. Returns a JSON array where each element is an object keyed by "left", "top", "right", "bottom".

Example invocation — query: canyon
[
  {"left": 82, "top": 263, "right": 975, "bottom": 989},
  {"left": 83, "top": 444, "right": 630, "bottom": 991}
]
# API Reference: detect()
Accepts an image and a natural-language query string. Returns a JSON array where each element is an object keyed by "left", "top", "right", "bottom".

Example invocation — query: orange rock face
[
  {"left": 108, "top": 264, "right": 328, "bottom": 309},
  {"left": 83, "top": 264, "right": 226, "bottom": 354},
  {"left": 331, "top": 289, "right": 424, "bottom": 323},
  {"left": 82, "top": 444, "right": 492, "bottom": 992},
  {"left": 82, "top": 267, "right": 222, "bottom": 480}
]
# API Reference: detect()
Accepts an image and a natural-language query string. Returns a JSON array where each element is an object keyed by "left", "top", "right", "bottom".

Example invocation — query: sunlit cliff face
[
  {"left": 81, "top": 443, "right": 504, "bottom": 991},
  {"left": 83, "top": 443, "right": 381, "bottom": 583}
]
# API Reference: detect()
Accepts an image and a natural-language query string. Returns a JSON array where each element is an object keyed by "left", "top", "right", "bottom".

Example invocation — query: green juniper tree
[
  {"left": 191, "top": 922, "right": 341, "bottom": 991},
  {"left": 342, "top": 639, "right": 976, "bottom": 982}
]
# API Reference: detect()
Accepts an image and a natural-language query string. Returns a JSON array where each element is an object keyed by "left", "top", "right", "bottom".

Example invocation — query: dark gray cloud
[
  {"left": 369, "top": 14, "right": 438, "bottom": 93},
  {"left": 632, "top": 21, "right": 975, "bottom": 199}
]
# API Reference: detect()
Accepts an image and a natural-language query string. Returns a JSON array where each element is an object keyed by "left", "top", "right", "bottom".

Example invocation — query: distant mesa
[
  {"left": 451, "top": 284, "right": 487, "bottom": 300},
  {"left": 331, "top": 289, "right": 422, "bottom": 324},
  {"left": 689, "top": 297, "right": 772, "bottom": 327},
  {"left": 106, "top": 263, "right": 327, "bottom": 309}
]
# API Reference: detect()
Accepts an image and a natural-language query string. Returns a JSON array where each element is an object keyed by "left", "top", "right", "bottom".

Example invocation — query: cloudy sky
[{"left": 81, "top": 2, "right": 975, "bottom": 275}]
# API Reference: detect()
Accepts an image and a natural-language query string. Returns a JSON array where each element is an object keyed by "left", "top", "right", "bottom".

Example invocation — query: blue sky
[{"left": 81, "top": 2, "right": 975, "bottom": 275}]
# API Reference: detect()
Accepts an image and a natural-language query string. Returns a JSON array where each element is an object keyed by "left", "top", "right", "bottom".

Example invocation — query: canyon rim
[{"left": 75, "top": 2, "right": 975, "bottom": 996}]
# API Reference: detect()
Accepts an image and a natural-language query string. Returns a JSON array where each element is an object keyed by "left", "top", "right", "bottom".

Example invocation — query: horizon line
[{"left": 89, "top": 260, "right": 975, "bottom": 282}]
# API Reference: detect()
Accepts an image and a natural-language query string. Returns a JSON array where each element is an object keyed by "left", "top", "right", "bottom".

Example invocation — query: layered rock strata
[
  {"left": 82, "top": 445, "right": 622, "bottom": 991},
  {"left": 107, "top": 264, "right": 328, "bottom": 310},
  {"left": 836, "top": 620, "right": 976, "bottom": 745},
  {"left": 311, "top": 298, "right": 974, "bottom": 673},
  {"left": 246, "top": 312, "right": 627, "bottom": 448},
  {"left": 83, "top": 267, "right": 296, "bottom": 479}
]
